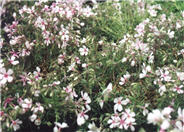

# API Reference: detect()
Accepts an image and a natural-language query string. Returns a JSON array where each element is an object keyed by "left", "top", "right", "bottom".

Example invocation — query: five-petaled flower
[
  {"left": 79, "top": 45, "right": 89, "bottom": 56},
  {"left": 11, "top": 119, "right": 22, "bottom": 131},
  {"left": 0, "top": 68, "right": 13, "bottom": 85}
]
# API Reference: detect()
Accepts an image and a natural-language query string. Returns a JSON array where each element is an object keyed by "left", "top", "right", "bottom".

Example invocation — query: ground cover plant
[{"left": 1, "top": 0, "right": 184, "bottom": 132}]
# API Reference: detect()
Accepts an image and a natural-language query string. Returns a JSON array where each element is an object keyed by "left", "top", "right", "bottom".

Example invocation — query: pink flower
[
  {"left": 4, "top": 97, "right": 14, "bottom": 108},
  {"left": 10, "top": 51, "right": 19, "bottom": 58},
  {"left": 19, "top": 73, "right": 28, "bottom": 86},
  {"left": 0, "top": 68, "right": 13, "bottom": 84}
]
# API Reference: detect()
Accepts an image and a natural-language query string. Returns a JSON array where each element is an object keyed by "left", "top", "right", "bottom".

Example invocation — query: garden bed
[{"left": 1, "top": 0, "right": 184, "bottom": 132}]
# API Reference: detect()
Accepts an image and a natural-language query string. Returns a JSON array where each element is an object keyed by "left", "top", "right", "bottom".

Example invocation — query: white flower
[
  {"left": 8, "top": 56, "right": 19, "bottom": 65},
  {"left": 142, "top": 103, "right": 149, "bottom": 116},
  {"left": 10, "top": 39, "right": 17, "bottom": 45},
  {"left": 33, "top": 67, "right": 41, "bottom": 81},
  {"left": 79, "top": 46, "right": 89, "bottom": 56},
  {"left": 54, "top": 122, "right": 68, "bottom": 131},
  {"left": 0, "top": 68, "right": 13, "bottom": 84},
  {"left": 176, "top": 22, "right": 181, "bottom": 29},
  {"left": 34, "top": 118, "right": 41, "bottom": 126},
  {"left": 124, "top": 109, "right": 136, "bottom": 131},
  {"left": 75, "top": 57, "right": 81, "bottom": 64},
  {"left": 148, "top": 9, "right": 157, "bottom": 17},
  {"left": 108, "top": 115, "right": 120, "bottom": 128},
  {"left": 99, "top": 100, "right": 104, "bottom": 109},
  {"left": 82, "top": 63, "right": 88, "bottom": 68},
  {"left": 32, "top": 103, "right": 44, "bottom": 113},
  {"left": 68, "top": 63, "right": 75, "bottom": 72},
  {"left": 121, "top": 57, "right": 127, "bottom": 63},
  {"left": 173, "top": 85, "right": 184, "bottom": 94},
  {"left": 181, "top": 11, "right": 184, "bottom": 18},
  {"left": 88, "top": 122, "right": 101, "bottom": 132},
  {"left": 177, "top": 107, "right": 184, "bottom": 122},
  {"left": 131, "top": 60, "right": 135, "bottom": 66},
  {"left": 114, "top": 97, "right": 130, "bottom": 112},
  {"left": 21, "top": 98, "right": 32, "bottom": 109},
  {"left": 0, "top": 59, "right": 4, "bottom": 68},
  {"left": 119, "top": 77, "right": 126, "bottom": 85},
  {"left": 118, "top": 115, "right": 127, "bottom": 129},
  {"left": 176, "top": 72, "right": 184, "bottom": 81},
  {"left": 82, "top": 6, "right": 94, "bottom": 17},
  {"left": 167, "top": 30, "right": 174, "bottom": 39},
  {"left": 53, "top": 126, "right": 59, "bottom": 132},
  {"left": 81, "top": 91, "right": 91, "bottom": 104},
  {"left": 119, "top": 73, "right": 130, "bottom": 85},
  {"left": 98, "top": 40, "right": 103, "bottom": 45},
  {"left": 81, "top": 38, "right": 87, "bottom": 43},
  {"left": 139, "top": 64, "right": 151, "bottom": 79},
  {"left": 158, "top": 85, "right": 166, "bottom": 96},
  {"left": 160, "top": 14, "right": 166, "bottom": 22},
  {"left": 162, "top": 107, "right": 173, "bottom": 118},
  {"left": 147, "top": 109, "right": 164, "bottom": 125},
  {"left": 11, "top": 119, "right": 22, "bottom": 131},
  {"left": 58, "top": 54, "right": 65, "bottom": 64},
  {"left": 124, "top": 109, "right": 136, "bottom": 122},
  {"left": 148, "top": 52, "right": 154, "bottom": 64},
  {"left": 175, "top": 121, "right": 184, "bottom": 131},
  {"left": 139, "top": 69, "right": 147, "bottom": 79},
  {"left": 63, "top": 85, "right": 78, "bottom": 100},
  {"left": 161, "top": 119, "right": 170, "bottom": 130},
  {"left": 29, "top": 114, "right": 37, "bottom": 122},
  {"left": 102, "top": 83, "right": 112, "bottom": 97},
  {"left": 77, "top": 110, "right": 89, "bottom": 126},
  {"left": 160, "top": 70, "right": 171, "bottom": 82},
  {"left": 34, "top": 90, "right": 40, "bottom": 97},
  {"left": 114, "top": 97, "right": 123, "bottom": 112}
]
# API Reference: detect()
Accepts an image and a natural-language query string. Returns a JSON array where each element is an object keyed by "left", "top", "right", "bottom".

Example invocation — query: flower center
[{"left": 4, "top": 73, "right": 8, "bottom": 78}]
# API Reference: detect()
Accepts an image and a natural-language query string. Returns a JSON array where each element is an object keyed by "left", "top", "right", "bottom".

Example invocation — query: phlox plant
[{"left": 0, "top": 0, "right": 184, "bottom": 132}]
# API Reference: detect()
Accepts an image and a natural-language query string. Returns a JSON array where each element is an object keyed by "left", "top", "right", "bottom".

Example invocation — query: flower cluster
[{"left": 147, "top": 107, "right": 184, "bottom": 132}]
